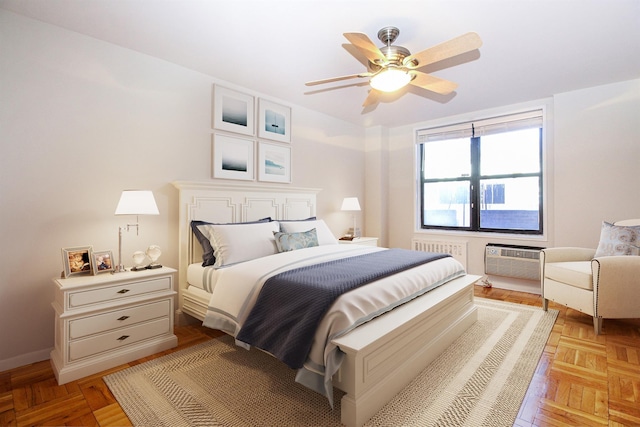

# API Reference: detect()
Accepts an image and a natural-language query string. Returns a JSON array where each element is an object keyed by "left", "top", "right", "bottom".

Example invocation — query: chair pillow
[
  {"left": 594, "top": 221, "right": 640, "bottom": 257},
  {"left": 273, "top": 228, "right": 319, "bottom": 252}
]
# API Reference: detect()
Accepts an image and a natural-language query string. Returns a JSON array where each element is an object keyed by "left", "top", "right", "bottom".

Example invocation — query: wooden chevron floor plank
[{"left": 0, "top": 285, "right": 638, "bottom": 426}]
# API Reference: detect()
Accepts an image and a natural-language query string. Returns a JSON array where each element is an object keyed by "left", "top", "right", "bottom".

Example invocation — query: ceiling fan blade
[
  {"left": 404, "top": 32, "right": 482, "bottom": 69},
  {"left": 362, "top": 89, "right": 380, "bottom": 107},
  {"left": 409, "top": 71, "right": 458, "bottom": 95},
  {"left": 305, "top": 72, "right": 371, "bottom": 86},
  {"left": 343, "top": 32, "right": 387, "bottom": 64}
]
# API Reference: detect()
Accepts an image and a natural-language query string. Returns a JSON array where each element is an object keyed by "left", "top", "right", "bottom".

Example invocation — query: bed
[{"left": 172, "top": 181, "right": 480, "bottom": 427}]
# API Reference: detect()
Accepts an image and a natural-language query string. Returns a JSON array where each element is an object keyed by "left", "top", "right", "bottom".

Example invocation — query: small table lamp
[
  {"left": 114, "top": 190, "right": 159, "bottom": 272},
  {"left": 341, "top": 197, "right": 361, "bottom": 239}
]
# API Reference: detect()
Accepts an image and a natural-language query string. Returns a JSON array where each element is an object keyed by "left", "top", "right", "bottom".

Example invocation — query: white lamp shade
[
  {"left": 341, "top": 197, "right": 361, "bottom": 211},
  {"left": 115, "top": 190, "right": 159, "bottom": 215}
]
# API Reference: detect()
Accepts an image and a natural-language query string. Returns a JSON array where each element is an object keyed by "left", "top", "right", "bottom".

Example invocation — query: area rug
[{"left": 104, "top": 298, "right": 558, "bottom": 426}]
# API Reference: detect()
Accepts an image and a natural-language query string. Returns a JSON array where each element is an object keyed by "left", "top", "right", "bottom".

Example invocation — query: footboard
[{"left": 332, "top": 274, "right": 480, "bottom": 427}]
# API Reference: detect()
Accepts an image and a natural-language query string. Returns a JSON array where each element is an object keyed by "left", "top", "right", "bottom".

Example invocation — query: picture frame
[
  {"left": 212, "top": 133, "right": 255, "bottom": 181},
  {"left": 258, "top": 98, "right": 291, "bottom": 143},
  {"left": 258, "top": 141, "right": 291, "bottom": 183},
  {"left": 212, "top": 85, "right": 255, "bottom": 136},
  {"left": 61, "top": 246, "right": 93, "bottom": 278},
  {"left": 91, "top": 250, "right": 114, "bottom": 275}
]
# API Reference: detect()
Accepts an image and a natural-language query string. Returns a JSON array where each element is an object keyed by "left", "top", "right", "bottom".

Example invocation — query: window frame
[{"left": 417, "top": 110, "right": 544, "bottom": 235}]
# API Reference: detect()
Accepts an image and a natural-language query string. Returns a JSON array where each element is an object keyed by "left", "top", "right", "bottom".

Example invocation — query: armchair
[{"left": 540, "top": 219, "right": 640, "bottom": 334}]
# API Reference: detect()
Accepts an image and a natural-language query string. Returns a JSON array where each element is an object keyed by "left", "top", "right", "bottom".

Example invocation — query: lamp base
[
  {"left": 112, "top": 265, "right": 127, "bottom": 273},
  {"left": 146, "top": 263, "right": 163, "bottom": 269}
]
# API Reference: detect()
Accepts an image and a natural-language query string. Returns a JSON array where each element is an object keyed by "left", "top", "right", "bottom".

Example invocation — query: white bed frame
[{"left": 172, "top": 181, "right": 480, "bottom": 427}]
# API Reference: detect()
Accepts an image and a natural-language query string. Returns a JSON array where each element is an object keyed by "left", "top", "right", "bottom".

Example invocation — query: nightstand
[
  {"left": 50, "top": 266, "right": 178, "bottom": 384},
  {"left": 338, "top": 237, "right": 379, "bottom": 247}
]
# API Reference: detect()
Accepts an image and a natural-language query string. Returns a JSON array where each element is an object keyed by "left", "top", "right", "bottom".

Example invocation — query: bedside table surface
[
  {"left": 54, "top": 266, "right": 176, "bottom": 289},
  {"left": 338, "top": 237, "right": 378, "bottom": 246}
]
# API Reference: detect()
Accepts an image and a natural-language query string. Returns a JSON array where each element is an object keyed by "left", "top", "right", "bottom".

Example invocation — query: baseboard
[{"left": 0, "top": 347, "right": 52, "bottom": 373}]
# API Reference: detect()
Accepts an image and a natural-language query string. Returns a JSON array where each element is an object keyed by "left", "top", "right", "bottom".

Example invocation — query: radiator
[
  {"left": 484, "top": 244, "right": 542, "bottom": 281},
  {"left": 411, "top": 238, "right": 468, "bottom": 270}
]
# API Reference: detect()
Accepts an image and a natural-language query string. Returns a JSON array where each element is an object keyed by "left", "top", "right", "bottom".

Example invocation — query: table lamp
[
  {"left": 341, "top": 197, "right": 361, "bottom": 239},
  {"left": 114, "top": 190, "right": 159, "bottom": 272}
]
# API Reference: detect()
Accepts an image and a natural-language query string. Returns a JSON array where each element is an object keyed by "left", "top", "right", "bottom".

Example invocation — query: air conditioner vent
[{"left": 485, "top": 244, "right": 543, "bottom": 281}]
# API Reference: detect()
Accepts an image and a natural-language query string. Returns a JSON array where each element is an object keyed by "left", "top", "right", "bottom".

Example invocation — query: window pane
[
  {"left": 480, "top": 128, "right": 540, "bottom": 175},
  {"left": 479, "top": 177, "right": 540, "bottom": 231},
  {"left": 423, "top": 138, "right": 470, "bottom": 179},
  {"left": 423, "top": 181, "right": 471, "bottom": 227}
]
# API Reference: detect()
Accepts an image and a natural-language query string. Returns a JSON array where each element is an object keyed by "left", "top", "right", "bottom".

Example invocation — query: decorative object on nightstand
[
  {"left": 131, "top": 250, "right": 147, "bottom": 271},
  {"left": 114, "top": 190, "right": 159, "bottom": 273},
  {"left": 50, "top": 266, "right": 178, "bottom": 385},
  {"left": 145, "top": 245, "right": 162, "bottom": 269},
  {"left": 338, "top": 236, "right": 379, "bottom": 247},
  {"left": 340, "top": 197, "right": 361, "bottom": 240},
  {"left": 61, "top": 246, "right": 93, "bottom": 278},
  {"left": 91, "top": 250, "right": 115, "bottom": 275}
]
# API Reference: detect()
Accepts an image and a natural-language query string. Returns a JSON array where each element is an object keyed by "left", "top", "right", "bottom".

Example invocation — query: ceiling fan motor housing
[{"left": 369, "top": 26, "right": 417, "bottom": 71}]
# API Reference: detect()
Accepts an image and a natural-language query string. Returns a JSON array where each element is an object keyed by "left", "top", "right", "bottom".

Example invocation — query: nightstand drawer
[
  {"left": 69, "top": 317, "right": 171, "bottom": 361},
  {"left": 69, "top": 300, "right": 170, "bottom": 339},
  {"left": 68, "top": 276, "right": 171, "bottom": 308}
]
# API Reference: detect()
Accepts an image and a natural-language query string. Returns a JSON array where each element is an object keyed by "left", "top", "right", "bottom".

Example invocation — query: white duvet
[{"left": 201, "top": 244, "right": 466, "bottom": 404}]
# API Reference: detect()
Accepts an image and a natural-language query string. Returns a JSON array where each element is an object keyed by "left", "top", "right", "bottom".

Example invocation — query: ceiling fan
[{"left": 305, "top": 26, "right": 482, "bottom": 107}]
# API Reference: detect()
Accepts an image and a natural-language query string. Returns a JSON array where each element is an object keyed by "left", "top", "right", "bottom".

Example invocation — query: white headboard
[{"left": 171, "top": 181, "right": 321, "bottom": 302}]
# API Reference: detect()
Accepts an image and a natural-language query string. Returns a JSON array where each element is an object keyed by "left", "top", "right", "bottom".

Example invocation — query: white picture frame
[
  {"left": 258, "top": 142, "right": 291, "bottom": 183},
  {"left": 258, "top": 99, "right": 291, "bottom": 143},
  {"left": 61, "top": 246, "right": 93, "bottom": 278},
  {"left": 212, "top": 85, "right": 255, "bottom": 136},
  {"left": 91, "top": 250, "right": 114, "bottom": 275},
  {"left": 212, "top": 133, "right": 255, "bottom": 181}
]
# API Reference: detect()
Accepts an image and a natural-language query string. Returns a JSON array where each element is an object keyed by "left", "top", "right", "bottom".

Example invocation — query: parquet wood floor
[{"left": 1, "top": 285, "right": 639, "bottom": 426}]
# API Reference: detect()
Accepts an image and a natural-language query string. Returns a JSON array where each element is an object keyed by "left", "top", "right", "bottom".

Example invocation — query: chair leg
[
  {"left": 542, "top": 298, "right": 549, "bottom": 311},
  {"left": 593, "top": 316, "right": 603, "bottom": 335}
]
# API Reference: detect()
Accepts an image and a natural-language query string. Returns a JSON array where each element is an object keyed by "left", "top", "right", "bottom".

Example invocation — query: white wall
[
  {"left": 0, "top": 10, "right": 365, "bottom": 371},
  {"left": 552, "top": 79, "right": 640, "bottom": 246},
  {"left": 381, "top": 79, "right": 640, "bottom": 287}
]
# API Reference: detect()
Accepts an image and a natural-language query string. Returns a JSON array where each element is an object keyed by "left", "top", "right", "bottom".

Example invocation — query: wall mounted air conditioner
[{"left": 484, "top": 244, "right": 544, "bottom": 281}]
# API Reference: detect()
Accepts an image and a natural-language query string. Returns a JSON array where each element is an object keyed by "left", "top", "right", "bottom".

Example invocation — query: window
[{"left": 417, "top": 110, "right": 543, "bottom": 234}]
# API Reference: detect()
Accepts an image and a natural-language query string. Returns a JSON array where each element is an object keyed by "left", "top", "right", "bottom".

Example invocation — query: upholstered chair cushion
[{"left": 544, "top": 261, "right": 593, "bottom": 290}]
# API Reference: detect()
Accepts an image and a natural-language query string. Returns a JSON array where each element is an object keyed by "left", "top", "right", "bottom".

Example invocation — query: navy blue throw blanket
[{"left": 236, "top": 249, "right": 450, "bottom": 369}]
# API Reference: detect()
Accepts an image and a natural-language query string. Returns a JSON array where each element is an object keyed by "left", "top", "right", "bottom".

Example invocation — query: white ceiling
[{"left": 2, "top": 0, "right": 639, "bottom": 128}]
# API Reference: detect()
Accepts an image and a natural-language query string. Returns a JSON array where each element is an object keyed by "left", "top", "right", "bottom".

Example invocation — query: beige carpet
[{"left": 104, "top": 298, "right": 557, "bottom": 427}]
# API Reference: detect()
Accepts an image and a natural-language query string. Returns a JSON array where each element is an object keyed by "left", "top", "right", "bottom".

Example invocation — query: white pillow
[
  {"left": 279, "top": 219, "right": 338, "bottom": 245},
  {"left": 197, "top": 221, "right": 280, "bottom": 267}
]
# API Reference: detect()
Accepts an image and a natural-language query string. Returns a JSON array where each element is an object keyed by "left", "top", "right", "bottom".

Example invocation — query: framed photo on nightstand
[
  {"left": 91, "top": 250, "right": 114, "bottom": 274},
  {"left": 61, "top": 246, "right": 93, "bottom": 278}
]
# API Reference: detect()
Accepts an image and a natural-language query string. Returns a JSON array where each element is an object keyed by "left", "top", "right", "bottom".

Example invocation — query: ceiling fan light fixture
[{"left": 370, "top": 69, "right": 411, "bottom": 92}]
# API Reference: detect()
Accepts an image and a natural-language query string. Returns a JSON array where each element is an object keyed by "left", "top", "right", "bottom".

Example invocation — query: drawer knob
[
  {"left": 117, "top": 335, "right": 130, "bottom": 341},
  {"left": 117, "top": 289, "right": 130, "bottom": 294},
  {"left": 117, "top": 315, "right": 130, "bottom": 321}
]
